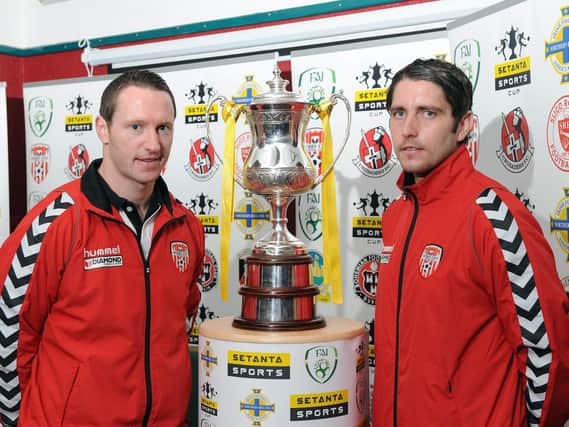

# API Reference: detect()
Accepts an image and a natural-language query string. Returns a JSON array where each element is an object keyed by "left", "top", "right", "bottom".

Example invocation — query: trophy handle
[
  {"left": 205, "top": 94, "right": 246, "bottom": 188},
  {"left": 312, "top": 91, "right": 352, "bottom": 188}
]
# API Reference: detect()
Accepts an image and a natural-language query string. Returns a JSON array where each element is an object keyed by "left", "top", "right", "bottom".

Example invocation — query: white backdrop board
[{"left": 0, "top": 82, "right": 8, "bottom": 245}]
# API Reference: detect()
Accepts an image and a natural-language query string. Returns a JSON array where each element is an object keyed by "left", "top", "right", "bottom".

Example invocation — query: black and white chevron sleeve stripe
[
  {"left": 0, "top": 192, "right": 74, "bottom": 425},
  {"left": 477, "top": 188, "right": 550, "bottom": 427}
]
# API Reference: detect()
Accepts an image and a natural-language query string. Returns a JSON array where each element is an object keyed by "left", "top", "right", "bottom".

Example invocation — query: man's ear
[
  {"left": 457, "top": 111, "right": 474, "bottom": 143},
  {"left": 95, "top": 116, "right": 110, "bottom": 146}
]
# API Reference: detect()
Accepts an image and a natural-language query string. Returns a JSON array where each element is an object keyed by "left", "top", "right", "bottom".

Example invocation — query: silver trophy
[{"left": 207, "top": 64, "right": 350, "bottom": 330}]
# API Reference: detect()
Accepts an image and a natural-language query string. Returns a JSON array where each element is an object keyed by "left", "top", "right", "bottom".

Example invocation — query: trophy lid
[{"left": 251, "top": 63, "right": 307, "bottom": 105}]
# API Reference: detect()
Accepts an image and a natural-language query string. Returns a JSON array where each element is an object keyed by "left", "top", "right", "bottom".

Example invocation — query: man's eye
[
  {"left": 424, "top": 111, "right": 435, "bottom": 118},
  {"left": 131, "top": 124, "right": 140, "bottom": 130},
  {"left": 391, "top": 110, "right": 404, "bottom": 118}
]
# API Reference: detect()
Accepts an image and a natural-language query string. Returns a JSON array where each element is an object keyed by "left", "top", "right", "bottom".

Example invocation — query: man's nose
[{"left": 402, "top": 115, "right": 418, "bottom": 136}]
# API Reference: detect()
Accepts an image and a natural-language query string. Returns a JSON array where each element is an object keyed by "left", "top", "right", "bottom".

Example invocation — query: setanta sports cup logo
[
  {"left": 466, "top": 113, "right": 480, "bottom": 165},
  {"left": 65, "top": 143, "right": 90, "bottom": 180},
  {"left": 419, "top": 244, "right": 443, "bottom": 278},
  {"left": 228, "top": 350, "right": 290, "bottom": 379},
  {"left": 547, "top": 95, "right": 569, "bottom": 171},
  {"left": 305, "top": 127, "right": 324, "bottom": 175},
  {"left": 514, "top": 188, "right": 536, "bottom": 214},
  {"left": 545, "top": 6, "right": 569, "bottom": 84},
  {"left": 298, "top": 191, "right": 322, "bottom": 242},
  {"left": 365, "top": 318, "right": 375, "bottom": 367},
  {"left": 184, "top": 81, "right": 217, "bottom": 124},
  {"left": 170, "top": 241, "right": 190, "bottom": 273},
  {"left": 304, "top": 345, "right": 338, "bottom": 384},
  {"left": 298, "top": 67, "right": 336, "bottom": 107},
  {"left": 354, "top": 62, "right": 393, "bottom": 113},
  {"left": 189, "top": 303, "right": 219, "bottom": 344},
  {"left": 494, "top": 26, "right": 531, "bottom": 92},
  {"left": 65, "top": 94, "right": 93, "bottom": 132},
  {"left": 200, "top": 340, "right": 218, "bottom": 377},
  {"left": 186, "top": 193, "right": 219, "bottom": 235},
  {"left": 290, "top": 390, "right": 348, "bottom": 421},
  {"left": 352, "top": 190, "right": 392, "bottom": 240},
  {"left": 28, "top": 96, "right": 53, "bottom": 137},
  {"left": 232, "top": 75, "right": 263, "bottom": 106},
  {"left": 184, "top": 137, "right": 219, "bottom": 181},
  {"left": 234, "top": 131, "right": 252, "bottom": 178},
  {"left": 550, "top": 188, "right": 569, "bottom": 261},
  {"left": 353, "top": 125, "right": 397, "bottom": 177},
  {"left": 30, "top": 143, "right": 50, "bottom": 184},
  {"left": 353, "top": 254, "right": 380, "bottom": 305},
  {"left": 240, "top": 389, "right": 275, "bottom": 425},
  {"left": 497, "top": 107, "right": 533, "bottom": 172},
  {"left": 198, "top": 249, "right": 217, "bottom": 292},
  {"left": 200, "top": 381, "right": 218, "bottom": 416},
  {"left": 454, "top": 39, "right": 481, "bottom": 92}
]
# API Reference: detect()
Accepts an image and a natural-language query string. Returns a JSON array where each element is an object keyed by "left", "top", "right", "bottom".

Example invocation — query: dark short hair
[
  {"left": 99, "top": 69, "right": 176, "bottom": 122},
  {"left": 386, "top": 58, "right": 473, "bottom": 127}
]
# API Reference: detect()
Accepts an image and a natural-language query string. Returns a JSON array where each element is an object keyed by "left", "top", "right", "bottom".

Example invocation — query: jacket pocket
[{"left": 59, "top": 364, "right": 80, "bottom": 427}]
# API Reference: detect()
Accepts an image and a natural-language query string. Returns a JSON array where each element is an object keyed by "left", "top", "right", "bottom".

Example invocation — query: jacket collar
[
  {"left": 81, "top": 158, "right": 174, "bottom": 215},
  {"left": 396, "top": 144, "right": 473, "bottom": 204}
]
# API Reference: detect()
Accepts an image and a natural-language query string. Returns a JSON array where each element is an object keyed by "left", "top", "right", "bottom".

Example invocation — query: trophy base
[{"left": 234, "top": 252, "right": 326, "bottom": 331}]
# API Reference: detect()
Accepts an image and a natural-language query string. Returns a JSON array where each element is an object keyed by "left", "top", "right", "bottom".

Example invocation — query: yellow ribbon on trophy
[
  {"left": 315, "top": 100, "right": 343, "bottom": 304},
  {"left": 219, "top": 100, "right": 244, "bottom": 301}
]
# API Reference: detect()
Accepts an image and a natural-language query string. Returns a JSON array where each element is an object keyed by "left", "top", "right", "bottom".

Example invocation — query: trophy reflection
[{"left": 207, "top": 64, "right": 350, "bottom": 331}]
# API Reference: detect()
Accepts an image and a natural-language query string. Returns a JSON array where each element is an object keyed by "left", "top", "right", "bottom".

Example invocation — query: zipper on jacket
[
  {"left": 393, "top": 190, "right": 419, "bottom": 427},
  {"left": 142, "top": 263, "right": 152, "bottom": 427}
]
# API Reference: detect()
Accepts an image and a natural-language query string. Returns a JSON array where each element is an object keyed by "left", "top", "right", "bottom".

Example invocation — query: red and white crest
[
  {"left": 30, "top": 143, "right": 50, "bottom": 184},
  {"left": 419, "top": 244, "right": 443, "bottom": 278},
  {"left": 305, "top": 127, "right": 324, "bottom": 175},
  {"left": 171, "top": 241, "right": 190, "bottom": 273},
  {"left": 557, "top": 116, "right": 569, "bottom": 152},
  {"left": 66, "top": 143, "right": 90, "bottom": 179}
]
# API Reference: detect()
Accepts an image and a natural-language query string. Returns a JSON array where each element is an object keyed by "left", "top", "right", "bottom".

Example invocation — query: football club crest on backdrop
[
  {"left": 496, "top": 107, "right": 533, "bottom": 172},
  {"left": 234, "top": 192, "right": 270, "bottom": 240},
  {"left": 198, "top": 249, "right": 218, "bottom": 292},
  {"left": 65, "top": 143, "right": 90, "bottom": 180},
  {"left": 454, "top": 39, "right": 481, "bottom": 92},
  {"left": 494, "top": 26, "right": 531, "bottom": 92},
  {"left": 185, "top": 137, "right": 219, "bottom": 181},
  {"left": 232, "top": 75, "right": 263, "bottom": 106},
  {"left": 234, "top": 131, "right": 252, "bottom": 178},
  {"left": 240, "top": 389, "right": 275, "bottom": 425},
  {"left": 28, "top": 96, "right": 53, "bottom": 137},
  {"left": 65, "top": 94, "right": 93, "bottom": 133},
  {"left": 353, "top": 125, "right": 397, "bottom": 177},
  {"left": 353, "top": 254, "right": 380, "bottom": 305},
  {"left": 545, "top": 6, "right": 569, "bottom": 84},
  {"left": 547, "top": 95, "right": 569, "bottom": 171},
  {"left": 304, "top": 127, "right": 324, "bottom": 175},
  {"left": 419, "top": 244, "right": 443, "bottom": 278},
  {"left": 30, "top": 143, "right": 50, "bottom": 184},
  {"left": 550, "top": 188, "right": 569, "bottom": 261}
]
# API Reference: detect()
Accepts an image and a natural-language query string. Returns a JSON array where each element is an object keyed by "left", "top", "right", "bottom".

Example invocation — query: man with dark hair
[
  {"left": 373, "top": 58, "right": 569, "bottom": 426},
  {"left": 0, "top": 69, "right": 204, "bottom": 426}
]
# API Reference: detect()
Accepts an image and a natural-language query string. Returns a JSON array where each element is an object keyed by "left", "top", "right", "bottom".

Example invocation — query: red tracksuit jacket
[
  {"left": 0, "top": 164, "right": 204, "bottom": 426},
  {"left": 373, "top": 146, "right": 569, "bottom": 426}
]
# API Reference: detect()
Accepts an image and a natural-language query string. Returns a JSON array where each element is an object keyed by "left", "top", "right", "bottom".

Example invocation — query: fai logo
[
  {"left": 200, "top": 340, "right": 218, "bottom": 377},
  {"left": 184, "top": 137, "right": 219, "bottom": 181},
  {"left": 240, "top": 389, "right": 275, "bottom": 425},
  {"left": 547, "top": 95, "right": 569, "bottom": 171},
  {"left": 550, "top": 188, "right": 569, "bottom": 261},
  {"left": 305, "top": 127, "right": 324, "bottom": 175},
  {"left": 496, "top": 107, "right": 534, "bottom": 172},
  {"left": 454, "top": 39, "right": 481, "bottom": 92},
  {"left": 30, "top": 143, "right": 50, "bottom": 184},
  {"left": 419, "top": 244, "right": 443, "bottom": 278},
  {"left": 171, "top": 241, "right": 190, "bottom": 273},
  {"left": 198, "top": 249, "right": 218, "bottom": 292},
  {"left": 308, "top": 250, "right": 331, "bottom": 303},
  {"left": 298, "top": 191, "right": 322, "bottom": 241},
  {"left": 184, "top": 81, "right": 217, "bottom": 124},
  {"left": 353, "top": 254, "right": 380, "bottom": 305},
  {"left": 65, "top": 94, "right": 93, "bottom": 132},
  {"left": 232, "top": 75, "right": 263, "bottom": 106},
  {"left": 234, "top": 192, "right": 270, "bottom": 240},
  {"left": 353, "top": 126, "right": 397, "bottom": 177},
  {"left": 65, "top": 143, "right": 90, "bottom": 180},
  {"left": 234, "top": 131, "right": 252, "bottom": 178},
  {"left": 304, "top": 344, "right": 338, "bottom": 384},
  {"left": 466, "top": 113, "right": 480, "bottom": 165},
  {"left": 545, "top": 6, "right": 569, "bottom": 84},
  {"left": 494, "top": 26, "right": 531, "bottom": 91},
  {"left": 28, "top": 96, "right": 53, "bottom": 137},
  {"left": 354, "top": 62, "right": 393, "bottom": 113},
  {"left": 514, "top": 188, "right": 535, "bottom": 213},
  {"left": 298, "top": 67, "right": 336, "bottom": 108}
]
